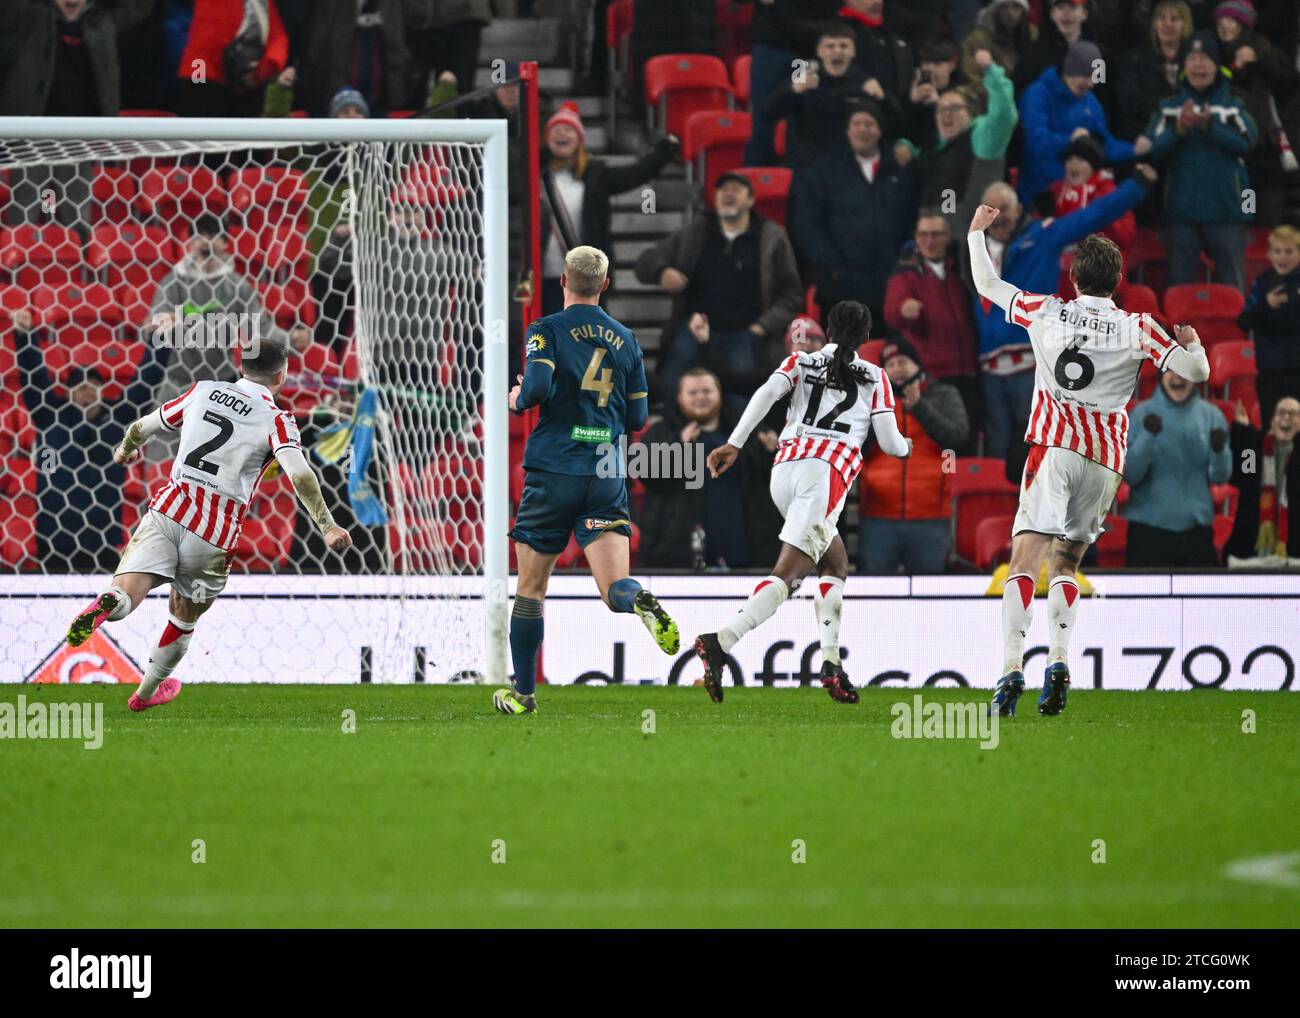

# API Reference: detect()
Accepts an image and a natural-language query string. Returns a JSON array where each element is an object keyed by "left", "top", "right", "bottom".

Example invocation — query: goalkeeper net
[{"left": 0, "top": 117, "right": 509, "bottom": 685}]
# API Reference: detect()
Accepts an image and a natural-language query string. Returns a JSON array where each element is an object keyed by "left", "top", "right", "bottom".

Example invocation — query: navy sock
[
  {"left": 607, "top": 577, "right": 642, "bottom": 614},
  {"left": 509, "top": 596, "right": 544, "bottom": 696}
]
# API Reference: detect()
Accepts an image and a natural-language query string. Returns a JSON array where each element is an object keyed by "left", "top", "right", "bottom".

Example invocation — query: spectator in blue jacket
[
  {"left": 962, "top": 164, "right": 1158, "bottom": 463},
  {"left": 1236, "top": 223, "right": 1300, "bottom": 423},
  {"left": 1124, "top": 370, "right": 1233, "bottom": 567},
  {"left": 792, "top": 98, "right": 917, "bottom": 326},
  {"left": 1016, "top": 41, "right": 1145, "bottom": 207},
  {"left": 1143, "top": 31, "right": 1259, "bottom": 290}
]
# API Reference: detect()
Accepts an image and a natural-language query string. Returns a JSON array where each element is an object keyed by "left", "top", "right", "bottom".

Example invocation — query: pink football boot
[{"left": 128, "top": 678, "right": 182, "bottom": 712}]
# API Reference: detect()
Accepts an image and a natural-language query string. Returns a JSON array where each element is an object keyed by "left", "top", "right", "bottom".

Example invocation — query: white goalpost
[{"left": 0, "top": 116, "right": 509, "bottom": 685}]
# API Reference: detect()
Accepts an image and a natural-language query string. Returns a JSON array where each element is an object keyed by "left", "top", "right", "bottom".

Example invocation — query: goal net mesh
[{"left": 0, "top": 132, "right": 497, "bottom": 684}]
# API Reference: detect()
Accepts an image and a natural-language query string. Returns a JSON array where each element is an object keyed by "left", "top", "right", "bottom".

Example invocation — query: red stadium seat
[
  {"left": 114, "top": 280, "right": 157, "bottom": 327},
  {"left": 134, "top": 165, "right": 227, "bottom": 230},
  {"left": 509, "top": 459, "right": 525, "bottom": 509},
  {"left": 682, "top": 110, "right": 750, "bottom": 199},
  {"left": 951, "top": 458, "right": 1018, "bottom": 567},
  {"left": 974, "top": 514, "right": 1014, "bottom": 570},
  {"left": 858, "top": 339, "right": 886, "bottom": 365},
  {"left": 716, "top": 0, "right": 754, "bottom": 67},
  {"left": 1191, "top": 318, "right": 1246, "bottom": 352},
  {"left": 32, "top": 283, "right": 123, "bottom": 347},
  {"left": 1208, "top": 398, "right": 1235, "bottom": 426},
  {"left": 87, "top": 223, "right": 177, "bottom": 290},
  {"left": 0, "top": 225, "right": 83, "bottom": 288},
  {"left": 227, "top": 166, "right": 309, "bottom": 233},
  {"left": 231, "top": 474, "right": 296, "bottom": 572},
  {"left": 91, "top": 165, "right": 139, "bottom": 223},
  {"left": 230, "top": 222, "right": 309, "bottom": 283},
  {"left": 387, "top": 109, "right": 418, "bottom": 119},
  {"left": 259, "top": 279, "right": 316, "bottom": 329},
  {"left": 1163, "top": 283, "right": 1244, "bottom": 323},
  {"left": 733, "top": 166, "right": 791, "bottom": 225},
  {"left": 1208, "top": 341, "right": 1257, "bottom": 402},
  {"left": 0, "top": 488, "right": 37, "bottom": 569},
  {"left": 732, "top": 54, "right": 752, "bottom": 107},
  {"left": 1, "top": 401, "right": 35, "bottom": 453},
  {"left": 1116, "top": 283, "right": 1160, "bottom": 318},
  {"left": 1210, "top": 482, "right": 1238, "bottom": 517},
  {"left": 1213, "top": 515, "right": 1234, "bottom": 556},
  {"left": 1095, "top": 515, "right": 1127, "bottom": 568},
  {"left": 643, "top": 54, "right": 733, "bottom": 143},
  {"left": 773, "top": 118, "right": 787, "bottom": 158},
  {"left": 1136, "top": 357, "right": 1159, "bottom": 399}
]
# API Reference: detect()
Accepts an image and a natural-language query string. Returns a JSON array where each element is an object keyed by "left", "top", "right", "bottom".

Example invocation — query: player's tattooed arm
[
  {"left": 276, "top": 446, "right": 352, "bottom": 550},
  {"left": 114, "top": 409, "right": 165, "bottom": 465}
]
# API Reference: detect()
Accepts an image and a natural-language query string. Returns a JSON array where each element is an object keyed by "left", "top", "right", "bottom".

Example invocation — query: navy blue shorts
[{"left": 508, "top": 469, "right": 631, "bottom": 555}]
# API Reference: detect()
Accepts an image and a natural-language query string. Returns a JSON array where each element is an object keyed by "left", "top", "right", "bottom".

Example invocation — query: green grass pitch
[{"left": 3, "top": 684, "right": 1298, "bottom": 928}]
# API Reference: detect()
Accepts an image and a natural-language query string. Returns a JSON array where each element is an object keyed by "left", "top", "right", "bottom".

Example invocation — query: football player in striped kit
[
  {"left": 967, "top": 204, "right": 1211, "bottom": 716},
  {"left": 65, "top": 336, "right": 352, "bottom": 711},
  {"left": 692, "top": 301, "right": 913, "bottom": 704}
]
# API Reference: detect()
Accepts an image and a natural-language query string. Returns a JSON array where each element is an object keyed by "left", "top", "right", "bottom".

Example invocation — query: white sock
[
  {"left": 1047, "top": 575, "right": 1080, "bottom": 666},
  {"left": 1002, "top": 573, "right": 1035, "bottom": 675},
  {"left": 137, "top": 614, "right": 195, "bottom": 700},
  {"left": 105, "top": 585, "right": 133, "bottom": 622},
  {"left": 813, "top": 576, "right": 845, "bottom": 666},
  {"left": 718, "top": 575, "right": 789, "bottom": 652}
]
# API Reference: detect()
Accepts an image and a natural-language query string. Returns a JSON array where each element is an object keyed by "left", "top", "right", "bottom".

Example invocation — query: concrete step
[
  {"left": 611, "top": 210, "right": 684, "bottom": 236},
  {"left": 612, "top": 268, "right": 659, "bottom": 292},
  {"left": 474, "top": 66, "right": 573, "bottom": 93},
  {"left": 602, "top": 153, "right": 686, "bottom": 179},
  {"left": 479, "top": 18, "right": 568, "bottom": 66},
  {"left": 610, "top": 179, "right": 693, "bottom": 210},
  {"left": 605, "top": 294, "right": 672, "bottom": 323}
]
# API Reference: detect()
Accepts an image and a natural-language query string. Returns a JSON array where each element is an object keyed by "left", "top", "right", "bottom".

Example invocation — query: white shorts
[
  {"left": 1014, "top": 445, "right": 1122, "bottom": 545},
  {"left": 770, "top": 457, "right": 851, "bottom": 563},
  {"left": 116, "top": 510, "right": 231, "bottom": 602}
]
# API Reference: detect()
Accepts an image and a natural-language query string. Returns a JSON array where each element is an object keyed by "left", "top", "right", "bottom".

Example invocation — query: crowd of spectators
[{"left": 1, "top": 0, "right": 1298, "bottom": 575}]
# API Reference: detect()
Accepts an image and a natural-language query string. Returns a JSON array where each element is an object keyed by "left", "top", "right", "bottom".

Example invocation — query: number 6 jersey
[
  {"left": 1007, "top": 290, "right": 1182, "bottom": 473},
  {"left": 147, "top": 377, "right": 302, "bottom": 550}
]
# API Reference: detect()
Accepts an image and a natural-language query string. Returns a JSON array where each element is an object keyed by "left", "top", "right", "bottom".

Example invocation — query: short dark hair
[
  {"left": 918, "top": 38, "right": 959, "bottom": 64},
  {"left": 193, "top": 213, "right": 224, "bottom": 239},
  {"left": 818, "top": 22, "right": 856, "bottom": 43},
  {"left": 241, "top": 335, "right": 289, "bottom": 381},
  {"left": 715, "top": 172, "right": 754, "bottom": 195},
  {"left": 1072, "top": 233, "right": 1124, "bottom": 297},
  {"left": 678, "top": 366, "right": 721, "bottom": 391}
]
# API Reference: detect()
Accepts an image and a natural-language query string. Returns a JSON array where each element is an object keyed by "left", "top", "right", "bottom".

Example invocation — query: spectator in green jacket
[
  {"left": 1143, "top": 31, "right": 1260, "bottom": 290},
  {"left": 907, "top": 47, "right": 1017, "bottom": 234}
]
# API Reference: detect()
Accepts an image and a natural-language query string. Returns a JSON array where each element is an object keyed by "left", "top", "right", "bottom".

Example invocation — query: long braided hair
[{"left": 824, "top": 301, "right": 873, "bottom": 388}]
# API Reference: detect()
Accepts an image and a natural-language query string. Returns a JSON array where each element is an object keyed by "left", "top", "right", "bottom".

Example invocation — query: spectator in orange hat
[{"left": 541, "top": 99, "right": 678, "bottom": 315}]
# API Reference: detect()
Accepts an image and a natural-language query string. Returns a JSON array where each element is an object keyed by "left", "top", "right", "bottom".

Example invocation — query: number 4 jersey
[
  {"left": 1008, "top": 290, "right": 1188, "bottom": 473},
  {"left": 147, "top": 377, "right": 303, "bottom": 550}
]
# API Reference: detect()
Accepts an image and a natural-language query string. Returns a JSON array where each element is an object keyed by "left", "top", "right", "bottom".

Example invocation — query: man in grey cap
[{"left": 1016, "top": 38, "right": 1146, "bottom": 205}]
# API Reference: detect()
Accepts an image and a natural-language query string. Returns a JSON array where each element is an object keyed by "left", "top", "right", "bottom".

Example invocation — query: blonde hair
[
  {"left": 1150, "top": 1, "right": 1194, "bottom": 51},
  {"left": 563, "top": 245, "right": 609, "bottom": 297},
  {"left": 1269, "top": 224, "right": 1300, "bottom": 249}
]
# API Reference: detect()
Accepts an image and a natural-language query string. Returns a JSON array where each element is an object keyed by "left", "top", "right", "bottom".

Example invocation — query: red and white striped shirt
[
  {"left": 767, "top": 344, "right": 895, "bottom": 488},
  {"left": 149, "top": 378, "right": 302, "bottom": 550},
  {"left": 1009, "top": 291, "right": 1178, "bottom": 473}
]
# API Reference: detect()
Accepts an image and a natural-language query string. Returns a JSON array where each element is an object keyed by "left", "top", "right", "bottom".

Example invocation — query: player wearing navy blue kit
[{"left": 495, "top": 246, "right": 679, "bottom": 715}]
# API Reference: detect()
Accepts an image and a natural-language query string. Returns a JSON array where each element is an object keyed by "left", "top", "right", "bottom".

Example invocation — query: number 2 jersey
[
  {"left": 1006, "top": 290, "right": 1195, "bottom": 474},
  {"left": 735, "top": 343, "right": 898, "bottom": 489},
  {"left": 146, "top": 377, "right": 303, "bottom": 550}
]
